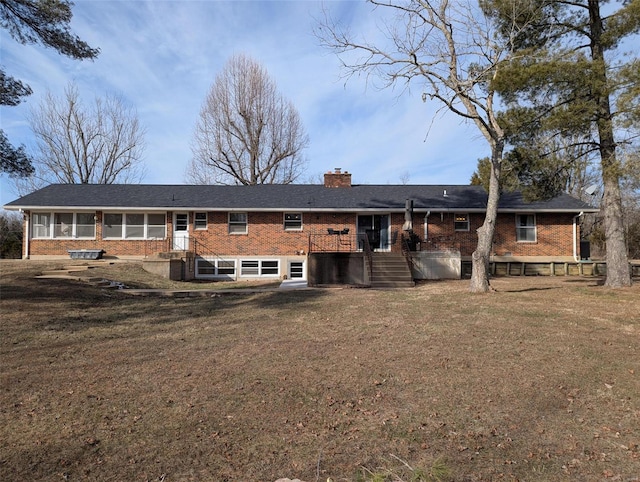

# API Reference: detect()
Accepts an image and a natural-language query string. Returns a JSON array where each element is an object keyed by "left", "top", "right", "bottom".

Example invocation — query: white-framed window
[
  {"left": 32, "top": 212, "right": 96, "bottom": 239},
  {"left": 289, "top": 261, "right": 304, "bottom": 279},
  {"left": 454, "top": 213, "right": 470, "bottom": 231},
  {"left": 54, "top": 213, "right": 74, "bottom": 238},
  {"left": 284, "top": 212, "right": 302, "bottom": 231},
  {"left": 196, "top": 258, "right": 236, "bottom": 278},
  {"left": 194, "top": 212, "right": 208, "bottom": 230},
  {"left": 103, "top": 213, "right": 166, "bottom": 239},
  {"left": 516, "top": 214, "right": 536, "bottom": 242},
  {"left": 103, "top": 213, "right": 123, "bottom": 238},
  {"left": 147, "top": 214, "right": 166, "bottom": 238},
  {"left": 229, "top": 212, "right": 247, "bottom": 234},
  {"left": 32, "top": 212, "right": 51, "bottom": 238},
  {"left": 76, "top": 213, "right": 96, "bottom": 238},
  {"left": 125, "top": 213, "right": 145, "bottom": 239},
  {"left": 240, "top": 259, "right": 279, "bottom": 277}
]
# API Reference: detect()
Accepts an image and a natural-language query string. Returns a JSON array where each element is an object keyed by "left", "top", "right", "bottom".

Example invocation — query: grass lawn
[{"left": 1, "top": 260, "right": 639, "bottom": 481}]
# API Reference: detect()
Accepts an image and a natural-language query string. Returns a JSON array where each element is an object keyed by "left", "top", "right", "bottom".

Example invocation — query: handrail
[
  {"left": 144, "top": 236, "right": 226, "bottom": 263},
  {"left": 400, "top": 233, "right": 415, "bottom": 272}
]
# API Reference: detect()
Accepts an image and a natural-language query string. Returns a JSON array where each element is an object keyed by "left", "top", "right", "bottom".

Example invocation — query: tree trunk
[
  {"left": 470, "top": 145, "right": 503, "bottom": 293},
  {"left": 602, "top": 176, "right": 631, "bottom": 286},
  {"left": 588, "top": 0, "right": 632, "bottom": 287}
]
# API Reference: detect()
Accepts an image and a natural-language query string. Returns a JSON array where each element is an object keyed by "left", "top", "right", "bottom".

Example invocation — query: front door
[
  {"left": 173, "top": 212, "right": 189, "bottom": 250},
  {"left": 357, "top": 214, "right": 390, "bottom": 251}
]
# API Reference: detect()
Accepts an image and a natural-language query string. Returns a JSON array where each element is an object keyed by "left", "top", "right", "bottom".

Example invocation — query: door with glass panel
[
  {"left": 173, "top": 212, "right": 189, "bottom": 250},
  {"left": 357, "top": 214, "right": 390, "bottom": 251}
]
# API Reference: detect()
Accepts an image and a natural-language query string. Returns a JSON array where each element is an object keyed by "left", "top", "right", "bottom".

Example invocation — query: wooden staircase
[{"left": 369, "top": 253, "right": 415, "bottom": 288}]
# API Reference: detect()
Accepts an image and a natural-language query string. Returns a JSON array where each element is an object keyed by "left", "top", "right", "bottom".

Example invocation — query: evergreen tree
[
  {"left": 486, "top": 0, "right": 639, "bottom": 287},
  {"left": 0, "top": 0, "right": 99, "bottom": 176}
]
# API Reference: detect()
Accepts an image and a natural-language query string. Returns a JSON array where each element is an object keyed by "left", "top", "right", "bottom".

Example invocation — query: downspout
[
  {"left": 424, "top": 211, "right": 431, "bottom": 241},
  {"left": 22, "top": 210, "right": 30, "bottom": 259},
  {"left": 573, "top": 212, "right": 584, "bottom": 262}
]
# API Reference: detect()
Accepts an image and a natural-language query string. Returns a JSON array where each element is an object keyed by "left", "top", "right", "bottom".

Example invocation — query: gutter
[{"left": 573, "top": 211, "right": 584, "bottom": 262}]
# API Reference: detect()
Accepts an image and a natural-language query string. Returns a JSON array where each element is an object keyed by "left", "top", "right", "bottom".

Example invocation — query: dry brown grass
[{"left": 1, "top": 260, "right": 639, "bottom": 481}]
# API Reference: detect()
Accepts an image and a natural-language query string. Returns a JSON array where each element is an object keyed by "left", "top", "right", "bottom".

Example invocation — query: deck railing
[{"left": 308, "top": 233, "right": 360, "bottom": 253}]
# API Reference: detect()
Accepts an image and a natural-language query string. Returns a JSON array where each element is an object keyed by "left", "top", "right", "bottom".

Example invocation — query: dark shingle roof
[{"left": 3, "top": 183, "right": 598, "bottom": 213}]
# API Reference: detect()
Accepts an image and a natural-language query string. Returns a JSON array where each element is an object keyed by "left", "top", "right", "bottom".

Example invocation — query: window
[
  {"left": 454, "top": 213, "right": 469, "bottom": 231},
  {"left": 196, "top": 259, "right": 236, "bottom": 278},
  {"left": 261, "top": 260, "right": 279, "bottom": 275},
  {"left": 33, "top": 212, "right": 96, "bottom": 239},
  {"left": 32, "top": 213, "right": 51, "bottom": 238},
  {"left": 284, "top": 212, "right": 302, "bottom": 231},
  {"left": 516, "top": 214, "right": 536, "bottom": 242},
  {"left": 104, "top": 213, "right": 166, "bottom": 239},
  {"left": 125, "top": 213, "right": 145, "bottom": 239},
  {"left": 147, "top": 214, "right": 166, "bottom": 238},
  {"left": 289, "top": 261, "right": 304, "bottom": 279},
  {"left": 76, "top": 213, "right": 96, "bottom": 238},
  {"left": 240, "top": 259, "right": 279, "bottom": 277},
  {"left": 218, "top": 260, "right": 235, "bottom": 275},
  {"left": 194, "top": 212, "right": 208, "bottom": 230},
  {"left": 104, "top": 213, "right": 123, "bottom": 238},
  {"left": 241, "top": 260, "right": 259, "bottom": 276},
  {"left": 229, "top": 212, "right": 247, "bottom": 234},
  {"left": 197, "top": 259, "right": 216, "bottom": 276},
  {"left": 54, "top": 213, "right": 73, "bottom": 238}
]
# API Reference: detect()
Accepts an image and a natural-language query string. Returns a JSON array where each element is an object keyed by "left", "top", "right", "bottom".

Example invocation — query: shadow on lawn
[{"left": 35, "top": 284, "right": 330, "bottom": 332}]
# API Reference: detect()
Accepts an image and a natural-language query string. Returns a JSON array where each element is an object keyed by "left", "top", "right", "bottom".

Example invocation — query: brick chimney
[{"left": 324, "top": 168, "right": 352, "bottom": 188}]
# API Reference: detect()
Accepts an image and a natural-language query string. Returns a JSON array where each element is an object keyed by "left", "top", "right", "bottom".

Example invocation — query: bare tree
[
  {"left": 318, "top": 0, "right": 529, "bottom": 292},
  {"left": 187, "top": 53, "right": 309, "bottom": 185},
  {"left": 16, "top": 82, "right": 145, "bottom": 192}
]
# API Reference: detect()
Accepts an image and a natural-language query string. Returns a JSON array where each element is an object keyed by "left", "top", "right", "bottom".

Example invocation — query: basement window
[
  {"left": 240, "top": 259, "right": 280, "bottom": 277},
  {"left": 196, "top": 258, "right": 236, "bottom": 279}
]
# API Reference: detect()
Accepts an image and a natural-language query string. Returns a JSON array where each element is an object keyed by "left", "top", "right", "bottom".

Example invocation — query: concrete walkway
[{"left": 278, "top": 279, "right": 309, "bottom": 289}]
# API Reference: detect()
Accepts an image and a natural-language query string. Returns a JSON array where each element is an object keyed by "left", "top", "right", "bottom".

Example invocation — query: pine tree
[{"left": 487, "top": 0, "right": 639, "bottom": 287}]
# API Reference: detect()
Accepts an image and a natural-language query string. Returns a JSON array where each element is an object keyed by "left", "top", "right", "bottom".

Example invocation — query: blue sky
[{"left": 1, "top": 0, "right": 487, "bottom": 207}]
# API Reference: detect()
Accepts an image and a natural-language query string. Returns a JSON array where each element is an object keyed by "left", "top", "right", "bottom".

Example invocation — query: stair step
[
  {"left": 371, "top": 281, "right": 415, "bottom": 288},
  {"left": 367, "top": 252, "right": 414, "bottom": 288}
]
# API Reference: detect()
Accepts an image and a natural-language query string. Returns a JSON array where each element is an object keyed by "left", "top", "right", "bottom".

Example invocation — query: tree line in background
[{"left": 1, "top": 0, "right": 637, "bottom": 287}]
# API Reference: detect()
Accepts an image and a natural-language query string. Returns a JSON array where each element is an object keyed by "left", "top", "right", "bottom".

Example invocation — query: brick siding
[{"left": 22, "top": 209, "right": 577, "bottom": 258}]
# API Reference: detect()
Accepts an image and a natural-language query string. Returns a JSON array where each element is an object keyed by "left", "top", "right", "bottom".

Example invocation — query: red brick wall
[
  {"left": 493, "top": 213, "right": 576, "bottom": 257},
  {"left": 23, "top": 209, "right": 577, "bottom": 258},
  {"left": 413, "top": 212, "right": 575, "bottom": 257}
]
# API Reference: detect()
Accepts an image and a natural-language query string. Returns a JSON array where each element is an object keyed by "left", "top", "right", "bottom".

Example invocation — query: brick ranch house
[{"left": 4, "top": 169, "right": 598, "bottom": 285}]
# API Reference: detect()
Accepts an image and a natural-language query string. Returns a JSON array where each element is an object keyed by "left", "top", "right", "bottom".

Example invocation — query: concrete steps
[{"left": 369, "top": 253, "right": 414, "bottom": 288}]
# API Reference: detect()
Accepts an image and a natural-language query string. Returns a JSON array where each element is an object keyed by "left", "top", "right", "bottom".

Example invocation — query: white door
[{"left": 173, "top": 213, "right": 189, "bottom": 250}]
